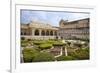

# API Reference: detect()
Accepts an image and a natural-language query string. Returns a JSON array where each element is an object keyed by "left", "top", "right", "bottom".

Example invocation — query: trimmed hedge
[
  {"left": 32, "top": 52, "right": 55, "bottom": 62},
  {"left": 69, "top": 48, "right": 89, "bottom": 60},
  {"left": 33, "top": 41, "right": 45, "bottom": 45},
  {"left": 21, "top": 40, "right": 29, "bottom": 47},
  {"left": 21, "top": 43, "right": 28, "bottom": 47},
  {"left": 22, "top": 48, "right": 55, "bottom": 62},
  {"left": 46, "top": 40, "right": 57, "bottom": 44},
  {"left": 73, "top": 43, "right": 83, "bottom": 48},
  {"left": 53, "top": 42, "right": 66, "bottom": 46},
  {"left": 39, "top": 44, "right": 52, "bottom": 50},
  {"left": 56, "top": 56, "right": 76, "bottom": 61},
  {"left": 22, "top": 48, "right": 38, "bottom": 62}
]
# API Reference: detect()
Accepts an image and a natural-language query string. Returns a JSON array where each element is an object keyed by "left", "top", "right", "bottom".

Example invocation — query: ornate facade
[
  {"left": 21, "top": 18, "right": 89, "bottom": 40},
  {"left": 59, "top": 18, "right": 89, "bottom": 40},
  {"left": 21, "top": 21, "right": 58, "bottom": 40}
]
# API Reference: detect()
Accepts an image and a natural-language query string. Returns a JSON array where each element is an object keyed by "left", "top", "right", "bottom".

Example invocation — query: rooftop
[{"left": 21, "top": 21, "right": 58, "bottom": 30}]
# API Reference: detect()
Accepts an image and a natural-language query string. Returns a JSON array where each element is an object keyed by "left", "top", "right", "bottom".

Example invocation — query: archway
[
  {"left": 41, "top": 30, "right": 45, "bottom": 36},
  {"left": 55, "top": 31, "right": 57, "bottom": 36},
  {"left": 50, "top": 31, "right": 53, "bottom": 36},
  {"left": 46, "top": 30, "right": 49, "bottom": 36},
  {"left": 35, "top": 29, "right": 39, "bottom": 35}
]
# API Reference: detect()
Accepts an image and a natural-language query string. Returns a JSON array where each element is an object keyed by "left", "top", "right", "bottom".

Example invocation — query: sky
[{"left": 21, "top": 10, "right": 90, "bottom": 27}]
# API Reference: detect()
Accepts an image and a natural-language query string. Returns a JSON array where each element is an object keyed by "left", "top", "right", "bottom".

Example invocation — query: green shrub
[
  {"left": 22, "top": 48, "right": 38, "bottom": 62},
  {"left": 21, "top": 40, "right": 29, "bottom": 47},
  {"left": 32, "top": 52, "right": 55, "bottom": 62},
  {"left": 67, "top": 41, "right": 71, "bottom": 46},
  {"left": 21, "top": 37, "right": 25, "bottom": 40},
  {"left": 53, "top": 42, "right": 66, "bottom": 46},
  {"left": 39, "top": 44, "right": 52, "bottom": 50},
  {"left": 27, "top": 39, "right": 32, "bottom": 41},
  {"left": 21, "top": 43, "right": 27, "bottom": 47},
  {"left": 69, "top": 48, "right": 89, "bottom": 60},
  {"left": 21, "top": 40, "right": 28, "bottom": 43},
  {"left": 74, "top": 43, "right": 82, "bottom": 48},
  {"left": 33, "top": 41, "right": 45, "bottom": 45},
  {"left": 46, "top": 40, "right": 56, "bottom": 44},
  {"left": 56, "top": 56, "right": 76, "bottom": 61}
]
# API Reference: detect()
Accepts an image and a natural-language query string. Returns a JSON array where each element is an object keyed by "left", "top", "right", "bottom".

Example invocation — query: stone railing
[{"left": 21, "top": 35, "right": 57, "bottom": 40}]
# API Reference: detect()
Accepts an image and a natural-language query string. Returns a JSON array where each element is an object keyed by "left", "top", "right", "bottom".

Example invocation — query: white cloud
[{"left": 21, "top": 10, "right": 89, "bottom": 26}]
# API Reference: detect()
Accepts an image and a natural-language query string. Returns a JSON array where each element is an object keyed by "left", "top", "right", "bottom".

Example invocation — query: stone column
[
  {"left": 32, "top": 29, "right": 34, "bottom": 36},
  {"left": 56, "top": 31, "right": 59, "bottom": 36},
  {"left": 53, "top": 31, "right": 55, "bottom": 36},
  {"left": 39, "top": 29, "right": 41, "bottom": 36},
  {"left": 44, "top": 30, "right": 46, "bottom": 36},
  {"left": 48, "top": 30, "right": 50, "bottom": 36},
  {"left": 60, "top": 47, "right": 63, "bottom": 56}
]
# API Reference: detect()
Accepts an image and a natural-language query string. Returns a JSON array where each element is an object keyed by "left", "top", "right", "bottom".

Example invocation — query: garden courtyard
[{"left": 21, "top": 38, "right": 89, "bottom": 63}]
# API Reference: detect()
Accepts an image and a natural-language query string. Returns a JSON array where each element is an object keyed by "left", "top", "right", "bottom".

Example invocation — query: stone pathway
[{"left": 65, "top": 47, "right": 68, "bottom": 56}]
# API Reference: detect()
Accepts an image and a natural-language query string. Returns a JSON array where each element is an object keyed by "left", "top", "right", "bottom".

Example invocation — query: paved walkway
[{"left": 54, "top": 46, "right": 68, "bottom": 58}]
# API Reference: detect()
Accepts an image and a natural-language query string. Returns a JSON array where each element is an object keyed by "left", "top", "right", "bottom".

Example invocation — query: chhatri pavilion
[{"left": 21, "top": 21, "right": 59, "bottom": 40}]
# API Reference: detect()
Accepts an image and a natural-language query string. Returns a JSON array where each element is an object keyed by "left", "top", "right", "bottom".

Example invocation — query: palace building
[
  {"left": 21, "top": 18, "right": 89, "bottom": 40},
  {"left": 58, "top": 18, "right": 89, "bottom": 40},
  {"left": 21, "top": 21, "right": 59, "bottom": 40}
]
